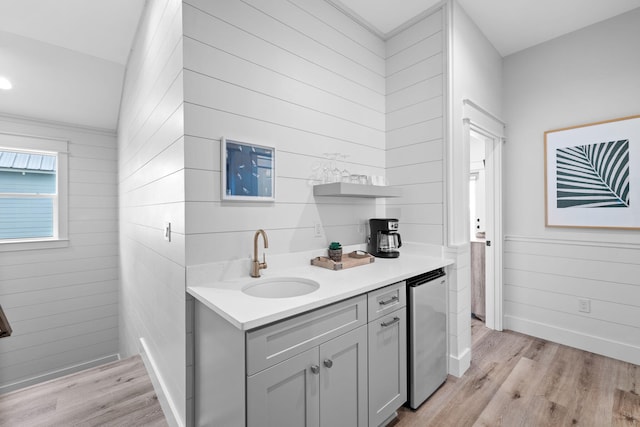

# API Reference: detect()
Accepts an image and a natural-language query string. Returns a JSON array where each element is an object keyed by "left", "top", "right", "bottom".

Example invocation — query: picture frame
[
  {"left": 544, "top": 115, "right": 640, "bottom": 229},
  {"left": 221, "top": 137, "right": 275, "bottom": 202}
]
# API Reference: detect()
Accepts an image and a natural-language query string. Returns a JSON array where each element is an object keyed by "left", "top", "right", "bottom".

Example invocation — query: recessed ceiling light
[{"left": 0, "top": 77, "right": 13, "bottom": 90}]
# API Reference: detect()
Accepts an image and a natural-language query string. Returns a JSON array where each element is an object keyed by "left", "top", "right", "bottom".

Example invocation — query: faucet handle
[{"left": 262, "top": 253, "right": 267, "bottom": 268}]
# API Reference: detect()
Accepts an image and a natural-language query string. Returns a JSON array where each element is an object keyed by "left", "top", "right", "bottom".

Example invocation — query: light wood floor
[
  {"left": 2, "top": 321, "right": 638, "bottom": 426},
  {"left": 393, "top": 318, "right": 640, "bottom": 427},
  {"left": 0, "top": 355, "right": 167, "bottom": 427}
]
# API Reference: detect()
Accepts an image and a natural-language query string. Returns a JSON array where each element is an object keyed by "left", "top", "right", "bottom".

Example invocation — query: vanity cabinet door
[
  {"left": 246, "top": 348, "right": 320, "bottom": 427},
  {"left": 319, "top": 325, "right": 368, "bottom": 427},
  {"left": 368, "top": 307, "right": 407, "bottom": 427}
]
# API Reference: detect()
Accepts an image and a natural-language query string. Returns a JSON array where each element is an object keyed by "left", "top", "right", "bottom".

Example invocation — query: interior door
[{"left": 482, "top": 131, "right": 503, "bottom": 331}]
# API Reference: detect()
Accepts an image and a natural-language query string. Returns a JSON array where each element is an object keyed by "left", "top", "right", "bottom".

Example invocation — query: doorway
[
  {"left": 469, "top": 131, "right": 486, "bottom": 323},
  {"left": 462, "top": 100, "right": 505, "bottom": 331}
]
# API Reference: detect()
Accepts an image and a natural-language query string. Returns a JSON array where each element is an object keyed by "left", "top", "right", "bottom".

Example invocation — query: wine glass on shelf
[
  {"left": 321, "top": 153, "right": 337, "bottom": 183},
  {"left": 339, "top": 154, "right": 350, "bottom": 183},
  {"left": 310, "top": 160, "right": 324, "bottom": 185},
  {"left": 329, "top": 153, "right": 341, "bottom": 183}
]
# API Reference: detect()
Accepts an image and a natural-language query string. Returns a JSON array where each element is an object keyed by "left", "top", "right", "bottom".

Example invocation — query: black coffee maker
[{"left": 368, "top": 218, "right": 402, "bottom": 258}]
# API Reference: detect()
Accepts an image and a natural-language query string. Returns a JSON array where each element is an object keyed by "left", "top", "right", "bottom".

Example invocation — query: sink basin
[{"left": 241, "top": 277, "right": 320, "bottom": 298}]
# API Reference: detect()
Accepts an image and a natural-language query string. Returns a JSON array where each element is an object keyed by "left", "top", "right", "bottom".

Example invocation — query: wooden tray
[{"left": 310, "top": 251, "right": 375, "bottom": 271}]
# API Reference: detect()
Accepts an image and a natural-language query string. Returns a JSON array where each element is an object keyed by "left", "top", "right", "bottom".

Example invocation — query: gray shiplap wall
[
  {"left": 182, "top": 0, "right": 387, "bottom": 264},
  {"left": 385, "top": 9, "right": 445, "bottom": 246},
  {"left": 117, "top": 0, "right": 187, "bottom": 424},
  {"left": 0, "top": 117, "right": 118, "bottom": 393}
]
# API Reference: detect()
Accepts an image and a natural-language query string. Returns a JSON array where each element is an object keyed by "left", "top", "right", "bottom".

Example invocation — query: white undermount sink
[{"left": 241, "top": 277, "right": 320, "bottom": 298}]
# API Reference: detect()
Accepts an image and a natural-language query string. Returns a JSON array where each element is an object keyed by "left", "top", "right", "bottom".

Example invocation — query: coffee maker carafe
[{"left": 368, "top": 218, "right": 402, "bottom": 258}]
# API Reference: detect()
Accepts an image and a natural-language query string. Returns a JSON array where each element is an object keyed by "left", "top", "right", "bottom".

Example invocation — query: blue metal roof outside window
[{"left": 0, "top": 150, "right": 57, "bottom": 172}]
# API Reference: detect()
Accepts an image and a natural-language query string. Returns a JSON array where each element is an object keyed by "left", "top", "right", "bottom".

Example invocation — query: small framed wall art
[
  {"left": 544, "top": 115, "right": 640, "bottom": 229},
  {"left": 221, "top": 137, "right": 275, "bottom": 202}
]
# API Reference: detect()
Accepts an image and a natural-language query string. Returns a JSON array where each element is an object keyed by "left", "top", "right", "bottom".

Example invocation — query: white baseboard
[
  {"left": 0, "top": 354, "right": 119, "bottom": 395},
  {"left": 505, "top": 315, "right": 640, "bottom": 366},
  {"left": 448, "top": 347, "right": 471, "bottom": 377},
  {"left": 139, "top": 338, "right": 185, "bottom": 427}
]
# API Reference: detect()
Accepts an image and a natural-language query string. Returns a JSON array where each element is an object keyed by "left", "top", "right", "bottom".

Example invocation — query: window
[{"left": 0, "top": 132, "right": 68, "bottom": 250}]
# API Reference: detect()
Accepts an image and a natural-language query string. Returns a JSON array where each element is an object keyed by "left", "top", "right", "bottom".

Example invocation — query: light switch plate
[{"left": 164, "top": 222, "right": 171, "bottom": 242}]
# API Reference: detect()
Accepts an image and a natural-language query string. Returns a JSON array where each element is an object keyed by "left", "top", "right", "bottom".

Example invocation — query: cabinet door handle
[
  {"left": 379, "top": 295, "right": 399, "bottom": 306},
  {"left": 381, "top": 316, "right": 400, "bottom": 328},
  {"left": 310, "top": 365, "right": 320, "bottom": 375},
  {"left": 323, "top": 359, "right": 333, "bottom": 368}
]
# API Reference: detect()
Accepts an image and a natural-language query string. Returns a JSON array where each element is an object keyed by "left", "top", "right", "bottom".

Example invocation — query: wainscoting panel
[{"left": 504, "top": 235, "right": 640, "bottom": 365}]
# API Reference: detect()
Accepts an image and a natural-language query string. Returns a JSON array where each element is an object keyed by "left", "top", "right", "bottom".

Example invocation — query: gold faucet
[{"left": 251, "top": 229, "right": 269, "bottom": 277}]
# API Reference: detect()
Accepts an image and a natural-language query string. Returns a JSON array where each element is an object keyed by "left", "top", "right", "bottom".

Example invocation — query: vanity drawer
[
  {"left": 246, "top": 295, "right": 367, "bottom": 375},
  {"left": 367, "top": 281, "right": 406, "bottom": 320}
]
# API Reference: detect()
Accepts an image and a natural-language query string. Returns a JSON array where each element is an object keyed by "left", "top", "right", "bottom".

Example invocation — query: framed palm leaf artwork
[{"left": 545, "top": 115, "right": 640, "bottom": 229}]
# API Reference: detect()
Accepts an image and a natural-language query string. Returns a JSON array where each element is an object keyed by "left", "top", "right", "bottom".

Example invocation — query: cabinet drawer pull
[
  {"left": 379, "top": 295, "right": 399, "bottom": 306},
  {"left": 310, "top": 365, "right": 320, "bottom": 375},
  {"left": 323, "top": 359, "right": 333, "bottom": 368},
  {"left": 380, "top": 317, "right": 400, "bottom": 328}
]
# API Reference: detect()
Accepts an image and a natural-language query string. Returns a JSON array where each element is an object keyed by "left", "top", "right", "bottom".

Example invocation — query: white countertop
[{"left": 187, "top": 243, "right": 454, "bottom": 331}]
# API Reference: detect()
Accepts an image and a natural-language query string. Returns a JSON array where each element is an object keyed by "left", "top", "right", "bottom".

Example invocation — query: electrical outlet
[
  {"left": 578, "top": 298, "right": 591, "bottom": 313},
  {"left": 358, "top": 221, "right": 366, "bottom": 235},
  {"left": 313, "top": 222, "right": 322, "bottom": 237}
]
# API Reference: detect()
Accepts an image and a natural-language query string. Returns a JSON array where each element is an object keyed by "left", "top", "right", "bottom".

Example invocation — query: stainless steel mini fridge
[{"left": 407, "top": 268, "right": 447, "bottom": 409}]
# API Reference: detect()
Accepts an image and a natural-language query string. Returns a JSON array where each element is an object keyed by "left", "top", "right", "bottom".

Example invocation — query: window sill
[{"left": 0, "top": 238, "right": 70, "bottom": 252}]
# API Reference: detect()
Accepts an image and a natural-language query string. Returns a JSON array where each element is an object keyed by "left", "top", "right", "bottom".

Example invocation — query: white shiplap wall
[
  {"left": 384, "top": 7, "right": 473, "bottom": 375},
  {"left": 502, "top": 8, "right": 640, "bottom": 365},
  {"left": 385, "top": 9, "right": 445, "bottom": 246},
  {"left": 182, "top": 0, "right": 387, "bottom": 264},
  {"left": 117, "top": 0, "right": 187, "bottom": 424},
  {"left": 445, "top": 0, "right": 503, "bottom": 376},
  {"left": 0, "top": 116, "right": 119, "bottom": 393},
  {"left": 504, "top": 237, "right": 640, "bottom": 364}
]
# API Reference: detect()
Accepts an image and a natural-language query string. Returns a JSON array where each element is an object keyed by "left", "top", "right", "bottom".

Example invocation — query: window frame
[{"left": 0, "top": 132, "right": 69, "bottom": 251}]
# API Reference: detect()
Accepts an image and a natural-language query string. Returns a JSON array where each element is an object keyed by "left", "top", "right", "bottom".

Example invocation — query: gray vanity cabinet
[
  {"left": 367, "top": 281, "right": 407, "bottom": 427},
  {"left": 246, "top": 295, "right": 368, "bottom": 427},
  {"left": 195, "top": 281, "right": 411, "bottom": 427}
]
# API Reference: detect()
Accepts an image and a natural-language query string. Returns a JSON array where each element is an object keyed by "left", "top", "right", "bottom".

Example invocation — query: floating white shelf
[{"left": 313, "top": 182, "right": 402, "bottom": 198}]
